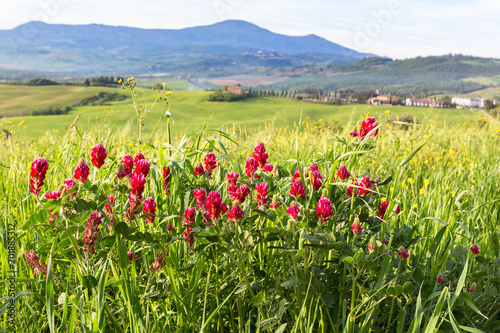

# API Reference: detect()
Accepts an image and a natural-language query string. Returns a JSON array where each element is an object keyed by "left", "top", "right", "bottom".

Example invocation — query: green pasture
[{"left": 1, "top": 85, "right": 483, "bottom": 138}]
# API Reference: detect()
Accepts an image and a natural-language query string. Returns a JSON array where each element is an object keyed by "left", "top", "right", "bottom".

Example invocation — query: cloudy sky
[{"left": 2, "top": 0, "right": 499, "bottom": 59}]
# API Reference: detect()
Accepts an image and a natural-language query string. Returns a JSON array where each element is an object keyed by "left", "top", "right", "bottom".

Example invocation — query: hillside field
[{"left": 0, "top": 85, "right": 484, "bottom": 138}]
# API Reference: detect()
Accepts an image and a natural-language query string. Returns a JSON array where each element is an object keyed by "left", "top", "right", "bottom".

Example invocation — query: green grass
[
  {"left": 1, "top": 85, "right": 483, "bottom": 138},
  {"left": 0, "top": 113, "right": 499, "bottom": 332},
  {"left": 462, "top": 75, "right": 500, "bottom": 86},
  {"left": 0, "top": 84, "right": 125, "bottom": 117},
  {"left": 464, "top": 86, "right": 500, "bottom": 99}
]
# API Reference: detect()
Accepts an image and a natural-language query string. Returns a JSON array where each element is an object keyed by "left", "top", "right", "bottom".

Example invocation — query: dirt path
[{"left": 480, "top": 109, "right": 500, "bottom": 124}]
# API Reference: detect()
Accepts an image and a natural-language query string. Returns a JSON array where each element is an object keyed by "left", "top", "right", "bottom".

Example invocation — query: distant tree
[
  {"left": 24, "top": 78, "right": 58, "bottom": 86},
  {"left": 84, "top": 78, "right": 90, "bottom": 86}
]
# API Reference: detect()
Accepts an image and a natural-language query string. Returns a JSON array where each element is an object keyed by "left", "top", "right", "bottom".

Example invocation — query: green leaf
[
  {"left": 115, "top": 222, "right": 130, "bottom": 236},
  {"left": 322, "top": 294, "right": 335, "bottom": 307},
  {"left": 450, "top": 257, "right": 468, "bottom": 307},
  {"left": 275, "top": 323, "right": 287, "bottom": 333},
  {"left": 280, "top": 276, "right": 298, "bottom": 288},
  {"left": 262, "top": 227, "right": 280, "bottom": 233},
  {"left": 164, "top": 110, "right": 174, "bottom": 123},
  {"left": 396, "top": 309, "right": 406, "bottom": 333},
  {"left": 82, "top": 275, "right": 98, "bottom": 289},
  {"left": 458, "top": 294, "right": 488, "bottom": 319},
  {"left": 46, "top": 254, "right": 55, "bottom": 333},
  {"left": 100, "top": 235, "right": 116, "bottom": 247},
  {"left": 423, "top": 287, "right": 449, "bottom": 333},
  {"left": 302, "top": 234, "right": 320, "bottom": 242},
  {"left": 408, "top": 285, "right": 424, "bottom": 333},
  {"left": 378, "top": 176, "right": 392, "bottom": 186},
  {"left": 343, "top": 256, "right": 354, "bottom": 265},
  {"left": 458, "top": 325, "right": 487, "bottom": 333},
  {"left": 238, "top": 230, "right": 253, "bottom": 246},
  {"left": 0, "top": 291, "right": 33, "bottom": 316},
  {"left": 429, "top": 225, "right": 447, "bottom": 255}
]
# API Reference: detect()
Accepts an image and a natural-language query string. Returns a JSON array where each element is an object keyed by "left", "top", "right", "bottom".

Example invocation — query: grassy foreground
[{"left": 0, "top": 102, "right": 499, "bottom": 332}]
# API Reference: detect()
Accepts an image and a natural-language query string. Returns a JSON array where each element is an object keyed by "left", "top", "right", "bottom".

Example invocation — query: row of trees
[{"left": 82, "top": 76, "right": 123, "bottom": 87}]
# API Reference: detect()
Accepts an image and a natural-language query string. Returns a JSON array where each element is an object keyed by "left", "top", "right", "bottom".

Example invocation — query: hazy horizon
[{"left": 2, "top": 0, "right": 499, "bottom": 59}]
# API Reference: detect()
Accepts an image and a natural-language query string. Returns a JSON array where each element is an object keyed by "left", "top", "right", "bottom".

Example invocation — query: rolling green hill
[
  {"left": 252, "top": 55, "right": 500, "bottom": 97},
  {"left": 0, "top": 86, "right": 483, "bottom": 138},
  {"left": 0, "top": 85, "right": 127, "bottom": 117}
]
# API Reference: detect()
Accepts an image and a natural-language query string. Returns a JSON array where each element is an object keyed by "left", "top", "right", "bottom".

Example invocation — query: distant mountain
[{"left": 0, "top": 20, "right": 372, "bottom": 74}]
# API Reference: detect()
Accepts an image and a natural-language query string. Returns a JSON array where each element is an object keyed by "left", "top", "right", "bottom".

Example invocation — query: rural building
[
  {"left": 451, "top": 97, "right": 488, "bottom": 109},
  {"left": 451, "top": 97, "right": 471, "bottom": 108},
  {"left": 227, "top": 84, "right": 242, "bottom": 95},
  {"left": 405, "top": 98, "right": 444, "bottom": 108},
  {"left": 470, "top": 98, "right": 485, "bottom": 109},
  {"left": 367, "top": 95, "right": 397, "bottom": 105}
]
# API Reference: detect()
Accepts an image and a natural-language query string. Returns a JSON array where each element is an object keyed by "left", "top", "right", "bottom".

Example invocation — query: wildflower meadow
[{"left": 1, "top": 80, "right": 499, "bottom": 332}]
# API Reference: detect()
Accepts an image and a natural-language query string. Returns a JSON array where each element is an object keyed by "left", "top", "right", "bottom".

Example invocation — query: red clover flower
[
  {"left": 184, "top": 227, "right": 194, "bottom": 247},
  {"left": 74, "top": 158, "right": 90, "bottom": 183},
  {"left": 183, "top": 207, "right": 195, "bottom": 225},
  {"left": 470, "top": 243, "right": 479, "bottom": 255},
  {"left": 256, "top": 182, "right": 269, "bottom": 207},
  {"left": 367, "top": 237, "right": 377, "bottom": 252},
  {"left": 316, "top": 196, "right": 332, "bottom": 224},
  {"left": 290, "top": 179, "right": 306, "bottom": 198},
  {"left": 377, "top": 201, "right": 389, "bottom": 220},
  {"left": 29, "top": 157, "right": 49, "bottom": 195},
  {"left": 135, "top": 159, "right": 150, "bottom": 177},
  {"left": 82, "top": 211, "right": 103, "bottom": 255},
  {"left": 25, "top": 250, "right": 47, "bottom": 276},
  {"left": 227, "top": 203, "right": 243, "bottom": 224},
  {"left": 194, "top": 163, "right": 205, "bottom": 176},
  {"left": 245, "top": 157, "right": 259, "bottom": 178},
  {"left": 162, "top": 166, "right": 171, "bottom": 196},
  {"left": 398, "top": 246, "right": 409, "bottom": 260},
  {"left": 351, "top": 217, "right": 362, "bottom": 235},
  {"left": 91, "top": 143, "right": 107, "bottom": 169},
  {"left": 336, "top": 164, "right": 350, "bottom": 180},
  {"left": 193, "top": 188, "right": 206, "bottom": 211},
  {"left": 286, "top": 201, "right": 300, "bottom": 220},
  {"left": 143, "top": 197, "right": 156, "bottom": 224},
  {"left": 204, "top": 152, "right": 218, "bottom": 177}
]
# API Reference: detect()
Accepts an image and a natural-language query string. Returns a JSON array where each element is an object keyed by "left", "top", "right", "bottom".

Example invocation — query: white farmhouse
[{"left": 451, "top": 97, "right": 471, "bottom": 108}]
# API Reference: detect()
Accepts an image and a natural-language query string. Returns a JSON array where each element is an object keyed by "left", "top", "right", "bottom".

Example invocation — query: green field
[
  {"left": 0, "top": 85, "right": 126, "bottom": 117},
  {"left": 1, "top": 109, "right": 499, "bottom": 331},
  {"left": 0, "top": 84, "right": 484, "bottom": 138},
  {"left": 462, "top": 75, "right": 500, "bottom": 86}
]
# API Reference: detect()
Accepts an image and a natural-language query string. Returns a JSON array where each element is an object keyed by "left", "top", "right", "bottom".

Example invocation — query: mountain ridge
[{"left": 0, "top": 19, "right": 372, "bottom": 73}]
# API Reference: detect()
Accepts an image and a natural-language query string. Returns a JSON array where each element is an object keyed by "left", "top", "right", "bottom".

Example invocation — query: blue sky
[{"left": 2, "top": 0, "right": 499, "bottom": 59}]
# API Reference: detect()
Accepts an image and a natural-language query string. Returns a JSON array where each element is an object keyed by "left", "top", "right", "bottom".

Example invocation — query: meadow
[
  {"left": 0, "top": 83, "right": 484, "bottom": 139},
  {"left": 0, "top": 77, "right": 499, "bottom": 332}
]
